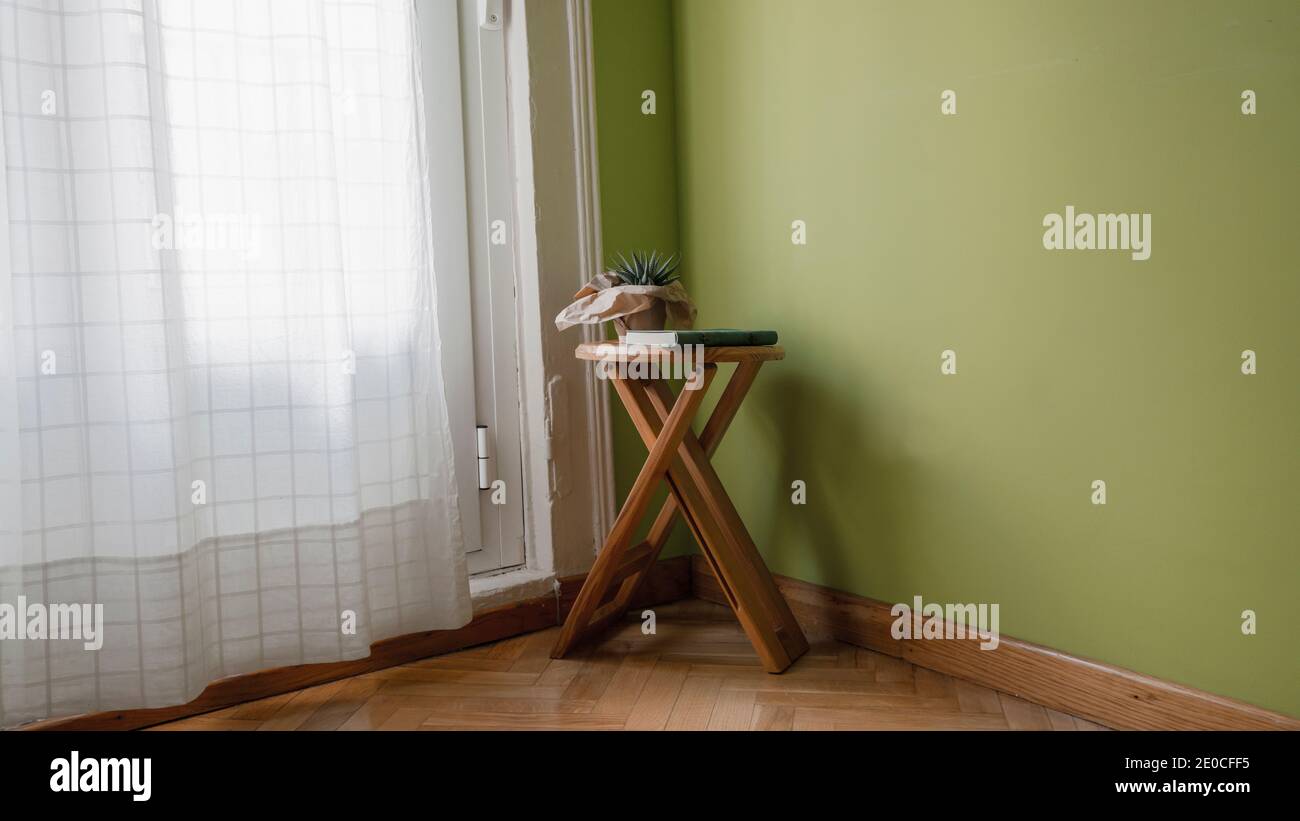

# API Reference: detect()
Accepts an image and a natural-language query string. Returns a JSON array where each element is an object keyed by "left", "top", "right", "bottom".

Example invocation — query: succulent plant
[{"left": 609, "top": 250, "right": 680, "bottom": 287}]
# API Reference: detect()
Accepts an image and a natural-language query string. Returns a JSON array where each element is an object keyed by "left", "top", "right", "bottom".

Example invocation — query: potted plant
[{"left": 554, "top": 250, "right": 696, "bottom": 338}]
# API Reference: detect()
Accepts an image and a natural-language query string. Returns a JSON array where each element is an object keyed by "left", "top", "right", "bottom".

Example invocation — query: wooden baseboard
[
  {"left": 27, "top": 556, "right": 692, "bottom": 731},
  {"left": 692, "top": 556, "right": 1298, "bottom": 731}
]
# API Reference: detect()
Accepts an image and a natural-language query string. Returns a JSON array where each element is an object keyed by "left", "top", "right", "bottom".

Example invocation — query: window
[{"left": 419, "top": 0, "right": 525, "bottom": 575}]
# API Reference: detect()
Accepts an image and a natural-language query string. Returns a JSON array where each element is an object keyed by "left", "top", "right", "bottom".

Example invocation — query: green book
[{"left": 624, "top": 328, "right": 779, "bottom": 347}]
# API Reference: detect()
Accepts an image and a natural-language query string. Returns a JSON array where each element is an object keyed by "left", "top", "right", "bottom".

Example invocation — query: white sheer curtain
[{"left": 0, "top": 0, "right": 470, "bottom": 727}]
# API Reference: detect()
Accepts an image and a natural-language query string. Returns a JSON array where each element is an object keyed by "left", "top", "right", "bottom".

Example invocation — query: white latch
[
  {"left": 476, "top": 425, "right": 491, "bottom": 490},
  {"left": 478, "top": 0, "right": 503, "bottom": 30}
]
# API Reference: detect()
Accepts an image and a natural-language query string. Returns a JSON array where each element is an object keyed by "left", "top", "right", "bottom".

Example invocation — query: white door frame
[{"left": 504, "top": 0, "right": 616, "bottom": 580}]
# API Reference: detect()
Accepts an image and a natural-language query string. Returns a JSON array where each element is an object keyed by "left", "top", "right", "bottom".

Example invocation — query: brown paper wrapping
[{"left": 554, "top": 272, "right": 696, "bottom": 331}]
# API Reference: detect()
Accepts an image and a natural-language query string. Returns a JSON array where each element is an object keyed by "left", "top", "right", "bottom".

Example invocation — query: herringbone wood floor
[{"left": 148, "top": 599, "right": 1108, "bottom": 731}]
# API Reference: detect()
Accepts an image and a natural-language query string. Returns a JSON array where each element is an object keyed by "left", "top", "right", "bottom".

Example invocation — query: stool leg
[
  {"left": 550, "top": 368, "right": 715, "bottom": 660},
  {"left": 579, "top": 361, "right": 764, "bottom": 640},
  {"left": 625, "top": 378, "right": 809, "bottom": 672}
]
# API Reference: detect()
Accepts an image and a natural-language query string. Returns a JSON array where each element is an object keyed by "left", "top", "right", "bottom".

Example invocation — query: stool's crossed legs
[{"left": 550, "top": 362, "right": 809, "bottom": 673}]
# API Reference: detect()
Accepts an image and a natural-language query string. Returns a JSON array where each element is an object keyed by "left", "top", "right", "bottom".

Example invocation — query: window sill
[{"left": 469, "top": 567, "right": 557, "bottom": 613}]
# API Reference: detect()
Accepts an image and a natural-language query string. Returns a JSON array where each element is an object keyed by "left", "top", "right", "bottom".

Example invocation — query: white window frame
[
  {"left": 419, "top": 0, "right": 529, "bottom": 577},
  {"left": 422, "top": 0, "right": 615, "bottom": 607},
  {"left": 473, "top": 0, "right": 616, "bottom": 605}
]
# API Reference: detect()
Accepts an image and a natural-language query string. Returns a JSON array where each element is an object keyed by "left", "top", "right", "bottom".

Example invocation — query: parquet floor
[{"left": 149, "top": 599, "right": 1108, "bottom": 731}]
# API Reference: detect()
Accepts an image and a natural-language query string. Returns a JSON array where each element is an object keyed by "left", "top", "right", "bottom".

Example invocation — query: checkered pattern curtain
[{"left": 0, "top": 0, "right": 470, "bottom": 727}]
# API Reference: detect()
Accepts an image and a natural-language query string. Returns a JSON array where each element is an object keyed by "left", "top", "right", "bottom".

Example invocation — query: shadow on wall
[
  {"left": 751, "top": 361, "right": 1107, "bottom": 648},
  {"left": 751, "top": 366, "right": 913, "bottom": 595}
]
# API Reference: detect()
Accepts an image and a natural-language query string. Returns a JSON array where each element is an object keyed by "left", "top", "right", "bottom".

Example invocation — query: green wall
[
  {"left": 591, "top": 0, "right": 691, "bottom": 551},
  {"left": 594, "top": 0, "right": 1299, "bottom": 716}
]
